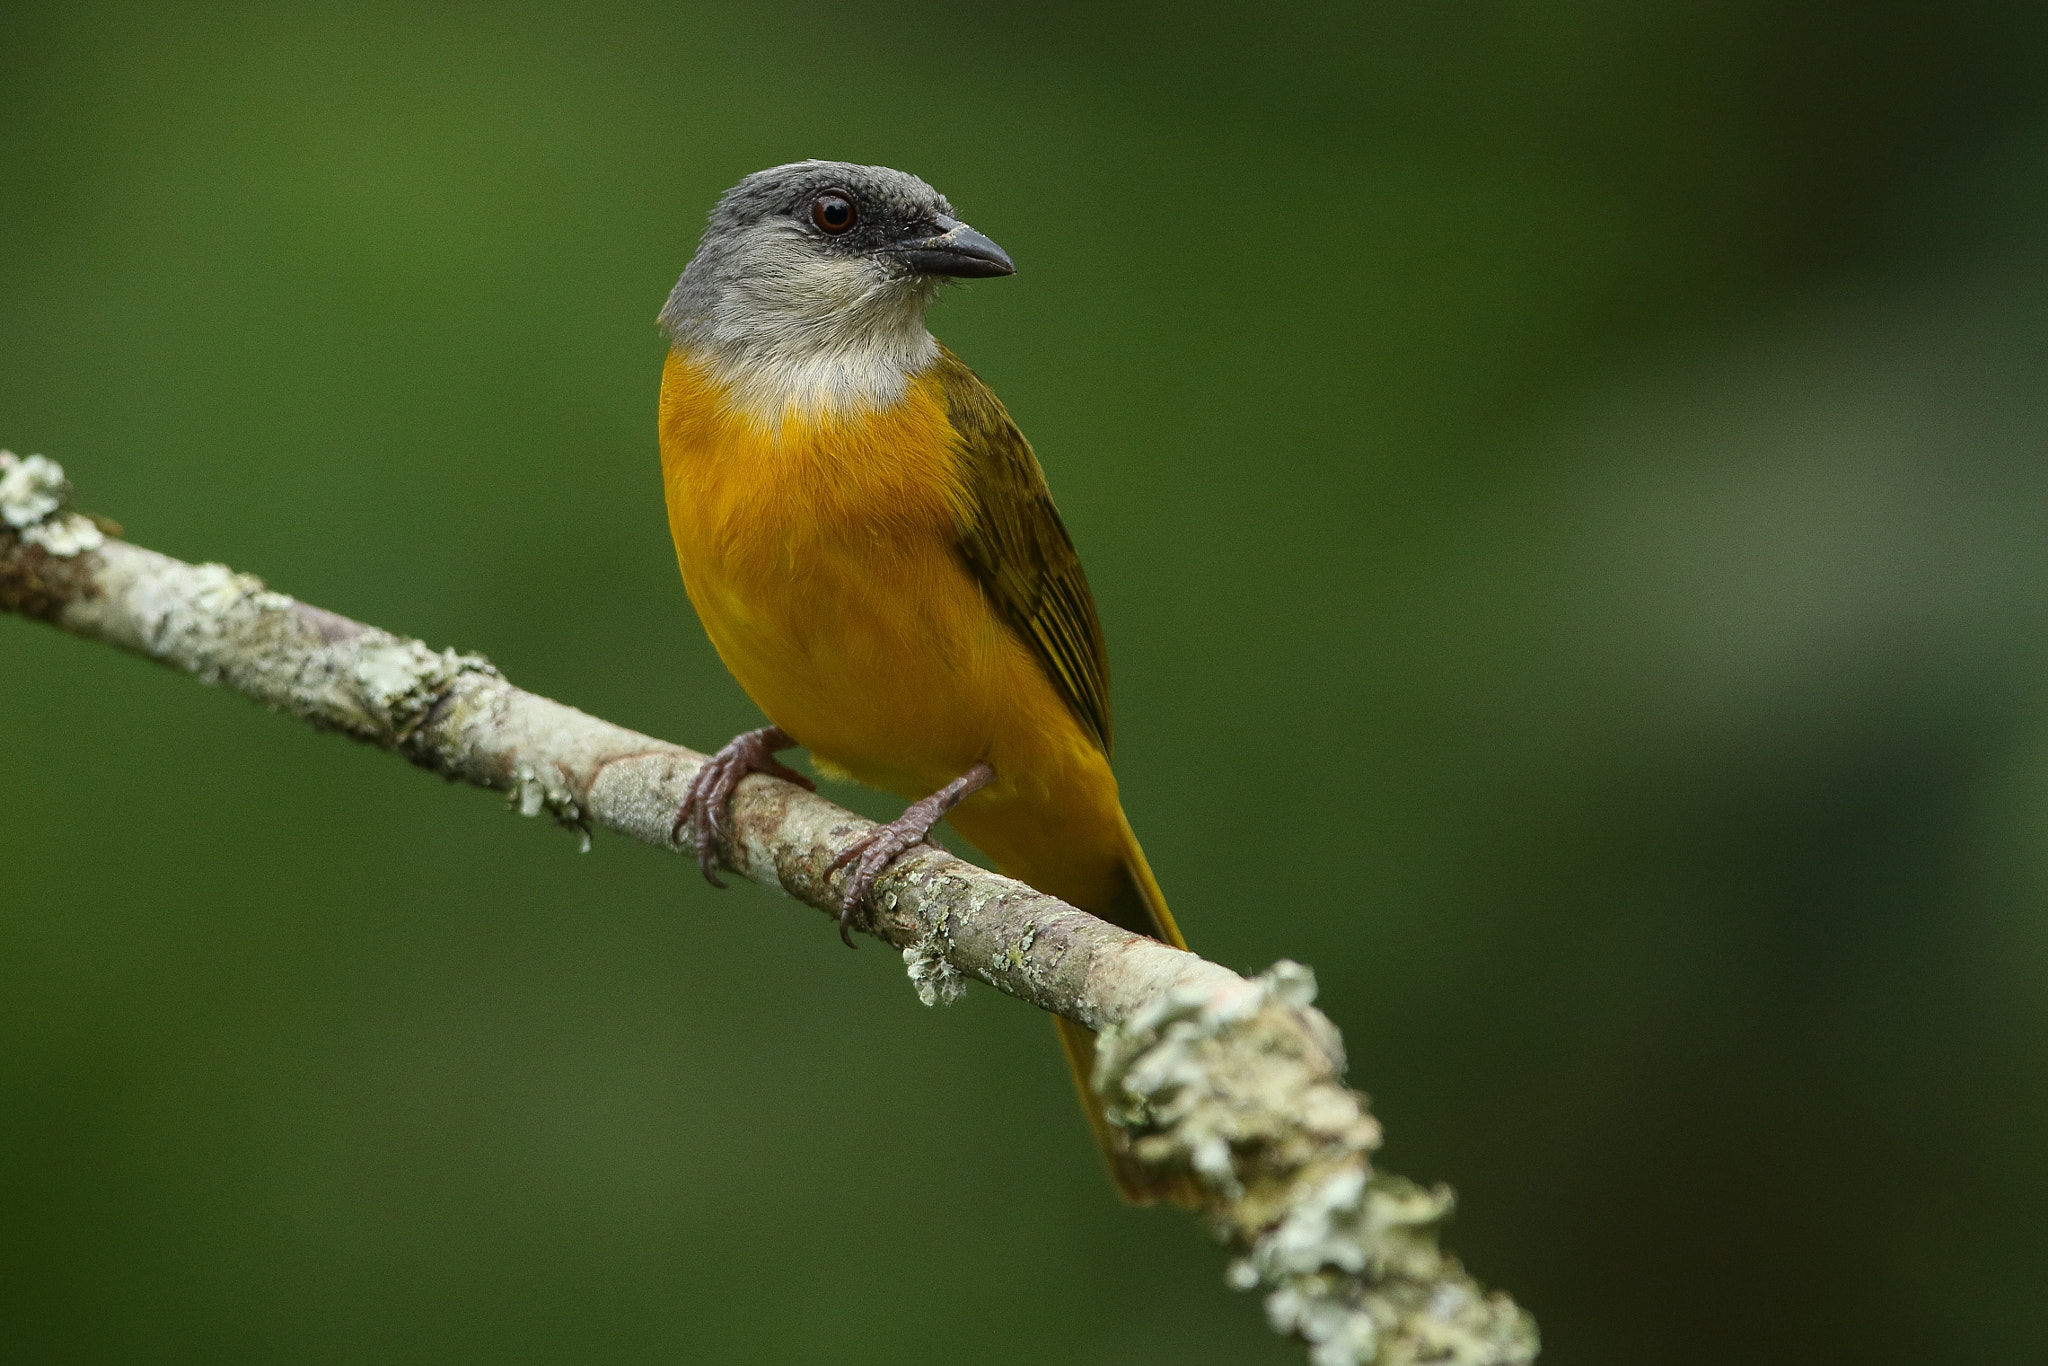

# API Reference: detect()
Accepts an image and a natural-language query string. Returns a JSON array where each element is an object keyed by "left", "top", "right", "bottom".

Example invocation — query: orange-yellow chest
[{"left": 656, "top": 350, "right": 999, "bottom": 792}]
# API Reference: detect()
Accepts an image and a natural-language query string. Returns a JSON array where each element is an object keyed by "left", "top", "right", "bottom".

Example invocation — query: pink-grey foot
[
  {"left": 827, "top": 762, "right": 994, "bottom": 947},
  {"left": 673, "top": 725, "right": 815, "bottom": 888}
]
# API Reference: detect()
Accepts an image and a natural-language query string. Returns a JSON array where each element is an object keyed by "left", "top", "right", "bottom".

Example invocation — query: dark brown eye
[{"left": 810, "top": 191, "right": 857, "bottom": 235}]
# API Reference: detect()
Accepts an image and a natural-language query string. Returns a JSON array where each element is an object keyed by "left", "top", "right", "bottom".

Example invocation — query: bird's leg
[
  {"left": 827, "top": 762, "right": 994, "bottom": 947},
  {"left": 672, "top": 725, "right": 816, "bottom": 888}
]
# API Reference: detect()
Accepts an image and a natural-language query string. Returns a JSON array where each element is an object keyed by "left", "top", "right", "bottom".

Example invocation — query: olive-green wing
[{"left": 934, "top": 348, "right": 1112, "bottom": 755}]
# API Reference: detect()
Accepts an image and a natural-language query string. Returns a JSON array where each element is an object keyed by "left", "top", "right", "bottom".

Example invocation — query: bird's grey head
[{"left": 660, "top": 161, "right": 1014, "bottom": 421}]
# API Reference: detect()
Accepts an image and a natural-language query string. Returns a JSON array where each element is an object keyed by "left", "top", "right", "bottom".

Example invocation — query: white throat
[{"left": 670, "top": 251, "right": 942, "bottom": 429}]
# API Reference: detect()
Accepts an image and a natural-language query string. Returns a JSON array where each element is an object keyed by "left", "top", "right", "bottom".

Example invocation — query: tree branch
[{"left": 1, "top": 452, "right": 1538, "bottom": 1366}]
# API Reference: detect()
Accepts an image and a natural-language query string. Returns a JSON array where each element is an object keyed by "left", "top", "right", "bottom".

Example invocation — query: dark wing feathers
[{"left": 935, "top": 349, "right": 1113, "bottom": 754}]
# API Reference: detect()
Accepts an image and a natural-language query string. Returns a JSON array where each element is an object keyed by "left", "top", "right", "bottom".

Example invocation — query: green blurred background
[{"left": 5, "top": 2, "right": 2048, "bottom": 1361}]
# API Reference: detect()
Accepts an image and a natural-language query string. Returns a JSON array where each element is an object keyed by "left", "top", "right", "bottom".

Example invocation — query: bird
[{"left": 656, "top": 160, "right": 1189, "bottom": 1203}]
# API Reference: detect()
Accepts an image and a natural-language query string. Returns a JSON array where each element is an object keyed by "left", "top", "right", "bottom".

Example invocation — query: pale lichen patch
[
  {"left": 1095, "top": 963, "right": 1536, "bottom": 1366},
  {"left": 903, "top": 909, "right": 966, "bottom": 1006},
  {"left": 903, "top": 940, "right": 966, "bottom": 1006},
  {"left": 509, "top": 758, "right": 592, "bottom": 850},
  {"left": 0, "top": 452, "right": 65, "bottom": 527},
  {"left": 23, "top": 514, "right": 105, "bottom": 556},
  {"left": 352, "top": 640, "right": 453, "bottom": 709},
  {"left": 1, "top": 453, "right": 105, "bottom": 557}
]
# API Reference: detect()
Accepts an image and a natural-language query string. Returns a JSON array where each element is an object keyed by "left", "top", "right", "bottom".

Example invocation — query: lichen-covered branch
[{"left": 0, "top": 452, "right": 1537, "bottom": 1366}]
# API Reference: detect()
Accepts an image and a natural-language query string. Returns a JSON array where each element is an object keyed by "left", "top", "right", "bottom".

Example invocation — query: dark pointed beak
[{"left": 893, "top": 216, "right": 1015, "bottom": 278}]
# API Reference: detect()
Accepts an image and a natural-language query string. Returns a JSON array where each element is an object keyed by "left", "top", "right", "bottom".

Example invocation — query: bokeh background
[{"left": 5, "top": 2, "right": 2048, "bottom": 1361}]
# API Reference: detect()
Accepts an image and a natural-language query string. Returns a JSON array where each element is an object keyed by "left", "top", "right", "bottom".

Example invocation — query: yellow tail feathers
[{"left": 1054, "top": 814, "right": 1203, "bottom": 1206}]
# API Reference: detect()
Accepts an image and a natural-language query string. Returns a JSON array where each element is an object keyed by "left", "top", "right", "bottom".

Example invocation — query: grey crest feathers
[
  {"left": 661, "top": 161, "right": 1013, "bottom": 423},
  {"left": 660, "top": 161, "right": 956, "bottom": 337}
]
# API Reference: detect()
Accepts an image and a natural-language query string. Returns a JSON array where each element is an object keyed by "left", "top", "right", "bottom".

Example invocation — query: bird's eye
[{"left": 810, "top": 192, "right": 857, "bottom": 235}]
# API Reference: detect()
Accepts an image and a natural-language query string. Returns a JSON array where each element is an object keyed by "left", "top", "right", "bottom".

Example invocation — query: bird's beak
[{"left": 893, "top": 216, "right": 1016, "bottom": 278}]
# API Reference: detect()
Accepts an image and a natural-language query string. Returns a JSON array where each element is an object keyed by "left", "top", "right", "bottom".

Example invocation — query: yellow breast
[
  {"left": 657, "top": 350, "right": 1041, "bottom": 794},
  {"left": 658, "top": 347, "right": 1133, "bottom": 911}
]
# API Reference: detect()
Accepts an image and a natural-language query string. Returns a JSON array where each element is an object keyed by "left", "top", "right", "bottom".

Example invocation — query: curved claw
[
  {"left": 825, "top": 762, "right": 994, "bottom": 948},
  {"left": 827, "top": 823, "right": 944, "bottom": 947},
  {"left": 672, "top": 726, "right": 815, "bottom": 888}
]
